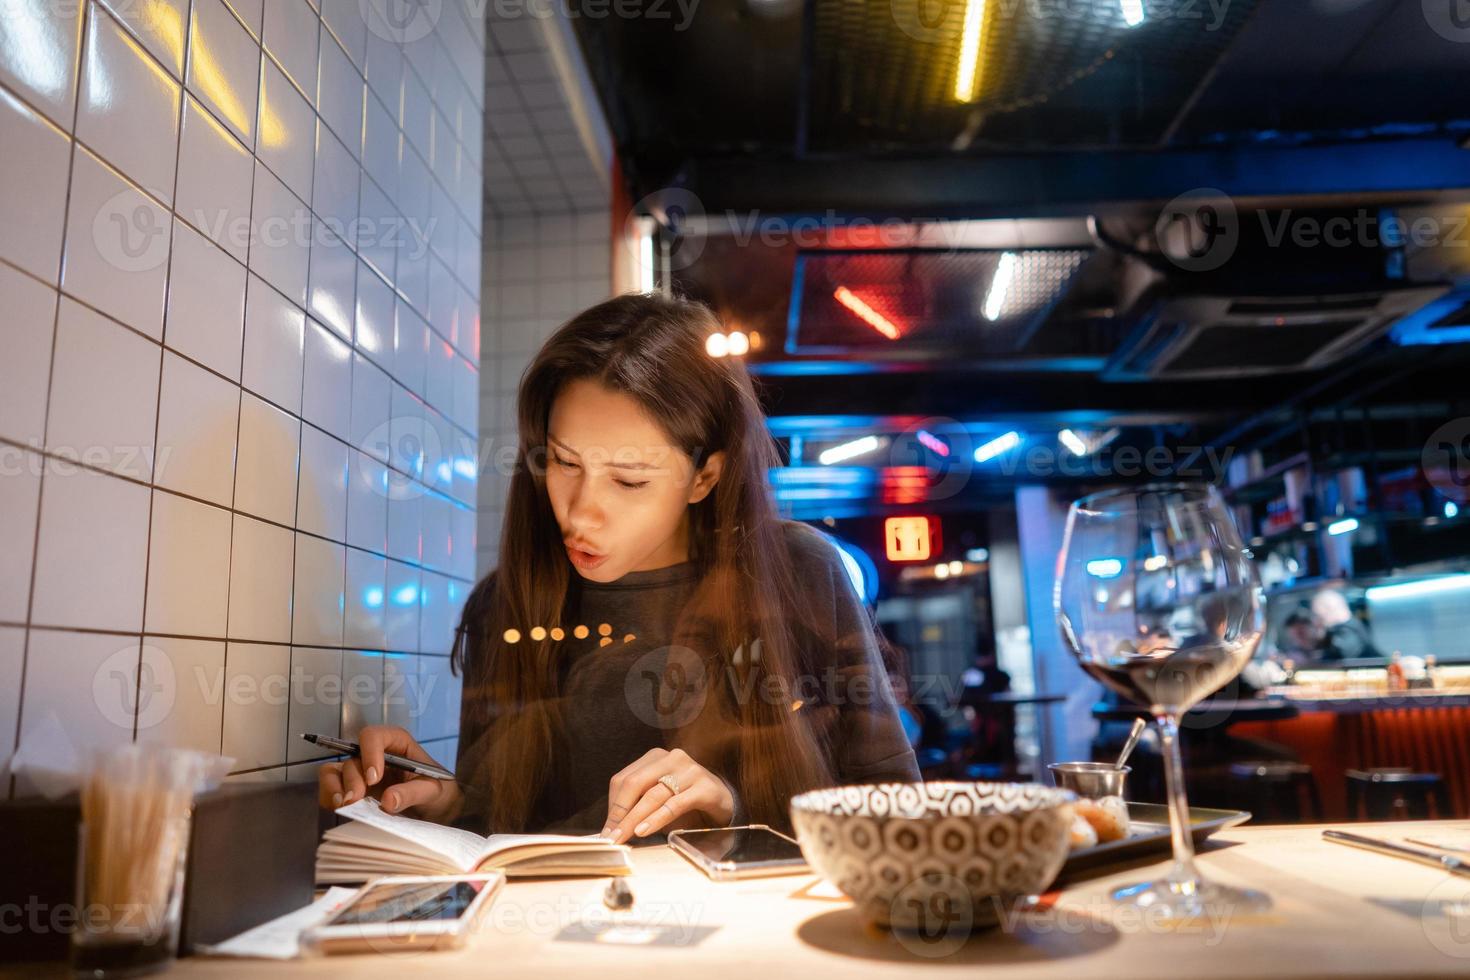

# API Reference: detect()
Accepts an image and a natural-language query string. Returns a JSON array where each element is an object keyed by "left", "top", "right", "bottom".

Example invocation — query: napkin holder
[
  {"left": 178, "top": 780, "right": 318, "bottom": 952},
  {"left": 0, "top": 779, "right": 318, "bottom": 960},
  {"left": 0, "top": 794, "right": 82, "bottom": 962}
]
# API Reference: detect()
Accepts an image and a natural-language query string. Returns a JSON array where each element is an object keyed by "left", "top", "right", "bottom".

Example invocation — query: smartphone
[
  {"left": 301, "top": 873, "right": 505, "bottom": 954},
  {"left": 667, "top": 825, "right": 809, "bottom": 880}
]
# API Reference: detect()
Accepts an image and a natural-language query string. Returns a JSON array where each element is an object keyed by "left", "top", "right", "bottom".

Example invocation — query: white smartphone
[
  {"left": 301, "top": 873, "right": 505, "bottom": 955},
  {"left": 667, "top": 825, "right": 810, "bottom": 880}
]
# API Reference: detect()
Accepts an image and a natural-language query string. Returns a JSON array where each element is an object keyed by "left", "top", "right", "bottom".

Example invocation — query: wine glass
[{"left": 1054, "top": 482, "right": 1270, "bottom": 918}]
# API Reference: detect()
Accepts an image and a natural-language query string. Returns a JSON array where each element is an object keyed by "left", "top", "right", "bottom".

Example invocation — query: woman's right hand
[{"left": 317, "top": 725, "right": 462, "bottom": 824}]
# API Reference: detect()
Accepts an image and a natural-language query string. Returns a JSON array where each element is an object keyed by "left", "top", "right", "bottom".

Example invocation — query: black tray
[{"left": 1057, "top": 802, "right": 1251, "bottom": 880}]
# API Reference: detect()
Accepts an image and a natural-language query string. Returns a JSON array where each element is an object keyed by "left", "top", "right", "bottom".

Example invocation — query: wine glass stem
[{"left": 1153, "top": 712, "right": 1201, "bottom": 893}]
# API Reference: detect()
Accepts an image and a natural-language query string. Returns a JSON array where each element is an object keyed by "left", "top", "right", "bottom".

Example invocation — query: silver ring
[{"left": 657, "top": 773, "right": 679, "bottom": 795}]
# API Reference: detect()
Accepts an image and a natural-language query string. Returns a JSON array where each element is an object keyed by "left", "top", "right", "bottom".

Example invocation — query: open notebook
[{"left": 316, "top": 798, "right": 634, "bottom": 884}]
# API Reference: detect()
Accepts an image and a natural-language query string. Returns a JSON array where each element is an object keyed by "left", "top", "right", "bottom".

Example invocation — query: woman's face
[{"left": 545, "top": 379, "right": 723, "bottom": 583}]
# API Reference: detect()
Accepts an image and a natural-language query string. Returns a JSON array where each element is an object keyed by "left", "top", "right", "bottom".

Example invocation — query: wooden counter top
[{"left": 15, "top": 819, "right": 1467, "bottom": 980}]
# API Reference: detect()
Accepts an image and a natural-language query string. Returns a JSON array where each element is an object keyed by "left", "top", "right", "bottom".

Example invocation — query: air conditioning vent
[
  {"left": 1226, "top": 296, "right": 1381, "bottom": 316},
  {"left": 1106, "top": 287, "right": 1447, "bottom": 380},
  {"left": 1165, "top": 319, "right": 1367, "bottom": 372}
]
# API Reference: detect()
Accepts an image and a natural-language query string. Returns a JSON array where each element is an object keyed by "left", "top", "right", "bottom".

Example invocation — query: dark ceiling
[
  {"left": 576, "top": 0, "right": 1470, "bottom": 207},
  {"left": 570, "top": 0, "right": 1470, "bottom": 506}
]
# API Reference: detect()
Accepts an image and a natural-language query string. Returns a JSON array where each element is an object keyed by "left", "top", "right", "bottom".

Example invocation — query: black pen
[{"left": 299, "top": 733, "right": 456, "bottom": 781}]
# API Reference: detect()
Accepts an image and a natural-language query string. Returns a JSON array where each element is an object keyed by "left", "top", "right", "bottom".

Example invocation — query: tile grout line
[
  {"left": 134, "top": 0, "right": 199, "bottom": 743},
  {"left": 286, "top": 0, "right": 319, "bottom": 765},
  {"left": 0, "top": 244, "right": 482, "bottom": 450},
  {"left": 0, "top": 46, "right": 484, "bottom": 359},
  {"left": 5, "top": 0, "right": 488, "bottom": 786},
  {"left": 219, "top": 9, "right": 269, "bottom": 760},
  {"left": 0, "top": 266, "right": 484, "bottom": 503},
  {"left": 8, "top": 0, "right": 93, "bottom": 801},
  {"left": 2, "top": 620, "right": 459, "bottom": 657},
  {"left": 0, "top": 36, "right": 486, "bottom": 409},
  {"left": 0, "top": 436, "right": 477, "bottom": 584}
]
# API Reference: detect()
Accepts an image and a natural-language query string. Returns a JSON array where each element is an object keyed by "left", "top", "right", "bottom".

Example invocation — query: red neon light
[
  {"left": 834, "top": 286, "right": 902, "bottom": 340},
  {"left": 881, "top": 466, "right": 930, "bottom": 505}
]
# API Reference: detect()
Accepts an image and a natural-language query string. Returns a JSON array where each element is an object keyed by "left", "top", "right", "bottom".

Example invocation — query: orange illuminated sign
[{"left": 885, "top": 515, "right": 936, "bottom": 562}]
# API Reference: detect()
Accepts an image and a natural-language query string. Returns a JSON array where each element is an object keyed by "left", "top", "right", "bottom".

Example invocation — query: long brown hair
[{"left": 453, "top": 292, "right": 835, "bottom": 832}]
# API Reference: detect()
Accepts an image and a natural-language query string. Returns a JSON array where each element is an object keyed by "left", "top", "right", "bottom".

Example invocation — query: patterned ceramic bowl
[{"left": 789, "top": 781, "right": 1076, "bottom": 930}]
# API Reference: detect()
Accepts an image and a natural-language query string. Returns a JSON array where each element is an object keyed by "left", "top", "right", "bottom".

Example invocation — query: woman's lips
[{"left": 566, "top": 544, "right": 608, "bottom": 570}]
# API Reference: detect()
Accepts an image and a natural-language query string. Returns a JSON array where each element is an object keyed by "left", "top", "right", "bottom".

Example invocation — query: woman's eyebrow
[{"left": 548, "top": 436, "right": 657, "bottom": 470}]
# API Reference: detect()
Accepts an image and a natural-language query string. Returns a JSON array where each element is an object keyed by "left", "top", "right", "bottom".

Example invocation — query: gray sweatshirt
[{"left": 453, "top": 520, "right": 920, "bottom": 835}]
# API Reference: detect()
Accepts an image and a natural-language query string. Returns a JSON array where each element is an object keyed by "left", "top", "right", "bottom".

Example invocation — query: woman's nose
[{"left": 566, "top": 479, "right": 605, "bottom": 532}]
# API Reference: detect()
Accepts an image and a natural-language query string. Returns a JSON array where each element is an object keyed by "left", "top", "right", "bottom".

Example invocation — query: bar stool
[
  {"left": 1227, "top": 761, "right": 1323, "bottom": 823},
  {"left": 1346, "top": 768, "right": 1452, "bottom": 820}
]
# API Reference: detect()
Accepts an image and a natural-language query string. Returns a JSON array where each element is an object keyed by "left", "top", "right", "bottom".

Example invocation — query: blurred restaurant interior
[
  {"left": 4, "top": 0, "right": 1470, "bottom": 970},
  {"left": 572, "top": 0, "right": 1470, "bottom": 824}
]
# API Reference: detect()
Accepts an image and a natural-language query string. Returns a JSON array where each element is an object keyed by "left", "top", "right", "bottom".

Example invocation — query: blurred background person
[
  {"left": 1279, "top": 605, "right": 1325, "bottom": 659},
  {"left": 1310, "top": 588, "right": 1381, "bottom": 661}
]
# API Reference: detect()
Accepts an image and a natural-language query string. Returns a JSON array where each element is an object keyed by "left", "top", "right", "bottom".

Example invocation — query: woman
[{"left": 319, "top": 293, "right": 919, "bottom": 842}]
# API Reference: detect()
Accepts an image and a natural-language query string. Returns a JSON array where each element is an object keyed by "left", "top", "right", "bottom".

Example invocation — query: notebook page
[
  {"left": 324, "top": 818, "right": 456, "bottom": 863},
  {"left": 481, "top": 831, "right": 608, "bottom": 857},
  {"left": 335, "top": 798, "right": 491, "bottom": 871}
]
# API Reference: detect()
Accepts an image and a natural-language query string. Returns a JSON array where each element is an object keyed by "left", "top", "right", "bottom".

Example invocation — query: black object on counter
[
  {"left": 2, "top": 780, "right": 318, "bottom": 963},
  {"left": 179, "top": 780, "right": 318, "bottom": 953},
  {"left": 603, "top": 877, "right": 634, "bottom": 912},
  {"left": 0, "top": 794, "right": 82, "bottom": 962}
]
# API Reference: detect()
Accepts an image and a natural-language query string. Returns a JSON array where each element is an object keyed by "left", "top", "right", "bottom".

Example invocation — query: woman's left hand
[{"left": 600, "top": 748, "right": 735, "bottom": 843}]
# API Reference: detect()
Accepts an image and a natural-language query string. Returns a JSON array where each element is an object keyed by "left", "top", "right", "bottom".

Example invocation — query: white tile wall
[
  {"left": 136, "top": 637, "right": 227, "bottom": 754},
  {"left": 234, "top": 392, "right": 301, "bottom": 525},
  {"left": 227, "top": 514, "right": 294, "bottom": 643},
  {"left": 61, "top": 146, "right": 172, "bottom": 338},
  {"left": 222, "top": 642, "right": 290, "bottom": 771},
  {"left": 16, "top": 631, "right": 144, "bottom": 785},
  {"left": 46, "top": 298, "right": 161, "bottom": 479},
  {"left": 1, "top": 0, "right": 482, "bottom": 791},
  {"left": 143, "top": 489, "right": 232, "bottom": 636},
  {"left": 154, "top": 350, "right": 240, "bottom": 503},
  {"left": 476, "top": 213, "right": 611, "bottom": 572},
  {"left": 0, "top": 627, "right": 23, "bottom": 777},
  {"left": 0, "top": 89, "right": 72, "bottom": 282},
  {"left": 76, "top": 9, "right": 182, "bottom": 203},
  {"left": 474, "top": 9, "right": 616, "bottom": 573},
  {"left": 176, "top": 96, "right": 255, "bottom": 262},
  {"left": 241, "top": 274, "right": 307, "bottom": 412},
  {"left": 0, "top": 454, "right": 42, "bottom": 624},
  {"left": 164, "top": 220, "right": 248, "bottom": 378},
  {"left": 0, "top": 266, "right": 58, "bottom": 448}
]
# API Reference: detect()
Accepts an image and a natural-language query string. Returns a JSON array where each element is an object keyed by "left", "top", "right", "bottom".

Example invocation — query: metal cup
[{"left": 1047, "top": 762, "right": 1130, "bottom": 800}]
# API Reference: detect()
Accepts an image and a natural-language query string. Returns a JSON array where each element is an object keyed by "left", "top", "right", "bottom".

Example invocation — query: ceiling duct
[{"left": 1106, "top": 287, "right": 1447, "bottom": 380}]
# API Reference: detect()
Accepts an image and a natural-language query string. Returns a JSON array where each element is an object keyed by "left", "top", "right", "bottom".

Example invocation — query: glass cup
[
  {"left": 70, "top": 747, "right": 203, "bottom": 978},
  {"left": 1055, "top": 482, "right": 1270, "bottom": 918}
]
